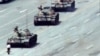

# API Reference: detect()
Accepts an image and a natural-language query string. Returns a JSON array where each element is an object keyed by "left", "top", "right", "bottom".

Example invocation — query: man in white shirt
[{"left": 7, "top": 44, "right": 11, "bottom": 55}]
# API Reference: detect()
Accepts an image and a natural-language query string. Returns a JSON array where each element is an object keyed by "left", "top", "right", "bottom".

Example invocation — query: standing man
[
  {"left": 14, "top": 26, "right": 18, "bottom": 32},
  {"left": 7, "top": 44, "right": 11, "bottom": 55},
  {"left": 38, "top": 5, "right": 43, "bottom": 11},
  {"left": 14, "top": 26, "right": 22, "bottom": 37},
  {"left": 38, "top": 5, "right": 44, "bottom": 16}
]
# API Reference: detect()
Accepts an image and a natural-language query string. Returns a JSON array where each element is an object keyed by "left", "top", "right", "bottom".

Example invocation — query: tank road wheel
[{"left": 71, "top": 1, "right": 75, "bottom": 9}]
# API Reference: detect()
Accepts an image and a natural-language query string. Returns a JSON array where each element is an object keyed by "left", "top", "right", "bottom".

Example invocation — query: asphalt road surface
[{"left": 0, "top": 0, "right": 100, "bottom": 56}]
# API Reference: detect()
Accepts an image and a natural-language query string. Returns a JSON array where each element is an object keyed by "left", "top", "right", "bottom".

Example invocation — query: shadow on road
[{"left": 0, "top": 0, "right": 15, "bottom": 4}]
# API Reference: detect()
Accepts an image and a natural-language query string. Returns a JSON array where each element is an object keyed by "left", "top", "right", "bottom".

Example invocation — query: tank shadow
[{"left": 0, "top": 0, "right": 15, "bottom": 4}]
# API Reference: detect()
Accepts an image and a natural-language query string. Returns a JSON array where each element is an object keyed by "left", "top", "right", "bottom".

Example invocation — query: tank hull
[
  {"left": 51, "top": 0, "right": 75, "bottom": 12},
  {"left": 7, "top": 34, "right": 37, "bottom": 47},
  {"left": 34, "top": 13, "right": 59, "bottom": 25}
]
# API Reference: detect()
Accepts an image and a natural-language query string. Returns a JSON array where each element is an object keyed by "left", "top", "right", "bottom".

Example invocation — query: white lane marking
[
  {"left": 83, "top": 19, "right": 90, "bottom": 23},
  {"left": 97, "top": 53, "right": 100, "bottom": 56},
  {"left": 85, "top": 44, "right": 94, "bottom": 50},
  {"left": 57, "top": 46, "right": 65, "bottom": 51},
  {"left": 70, "top": 26, "right": 77, "bottom": 30},
  {"left": 86, "top": 30, "right": 93, "bottom": 35},
  {"left": 96, "top": 13, "right": 100, "bottom": 16},
  {"left": 73, "top": 53, "right": 79, "bottom": 56},
  {"left": 72, "top": 38, "right": 79, "bottom": 43},
  {"left": 19, "top": 9, "right": 28, "bottom": 13},
  {"left": 15, "top": 23, "right": 21, "bottom": 26},
  {"left": 0, "top": 9, "right": 7, "bottom": 13}
]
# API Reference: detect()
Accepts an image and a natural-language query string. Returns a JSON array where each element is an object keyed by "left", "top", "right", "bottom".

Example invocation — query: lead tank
[{"left": 7, "top": 29, "right": 37, "bottom": 47}]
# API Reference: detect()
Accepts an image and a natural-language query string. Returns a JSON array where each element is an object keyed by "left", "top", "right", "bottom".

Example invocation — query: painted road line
[
  {"left": 96, "top": 13, "right": 100, "bottom": 16},
  {"left": 73, "top": 53, "right": 79, "bottom": 56},
  {"left": 19, "top": 9, "right": 28, "bottom": 13},
  {"left": 86, "top": 30, "right": 93, "bottom": 35},
  {"left": 0, "top": 9, "right": 7, "bottom": 13},
  {"left": 83, "top": 18, "right": 91, "bottom": 23},
  {"left": 85, "top": 44, "right": 94, "bottom": 50},
  {"left": 70, "top": 26, "right": 77, "bottom": 30},
  {"left": 97, "top": 53, "right": 100, "bottom": 56},
  {"left": 72, "top": 38, "right": 79, "bottom": 43}
]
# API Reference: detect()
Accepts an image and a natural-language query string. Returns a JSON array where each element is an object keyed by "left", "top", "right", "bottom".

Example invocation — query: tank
[
  {"left": 51, "top": 0, "right": 75, "bottom": 11},
  {"left": 7, "top": 29, "right": 37, "bottom": 47},
  {"left": 34, "top": 7, "right": 59, "bottom": 25}
]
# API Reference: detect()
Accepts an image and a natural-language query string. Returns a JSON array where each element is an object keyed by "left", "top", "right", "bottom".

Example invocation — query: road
[{"left": 0, "top": 0, "right": 100, "bottom": 56}]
